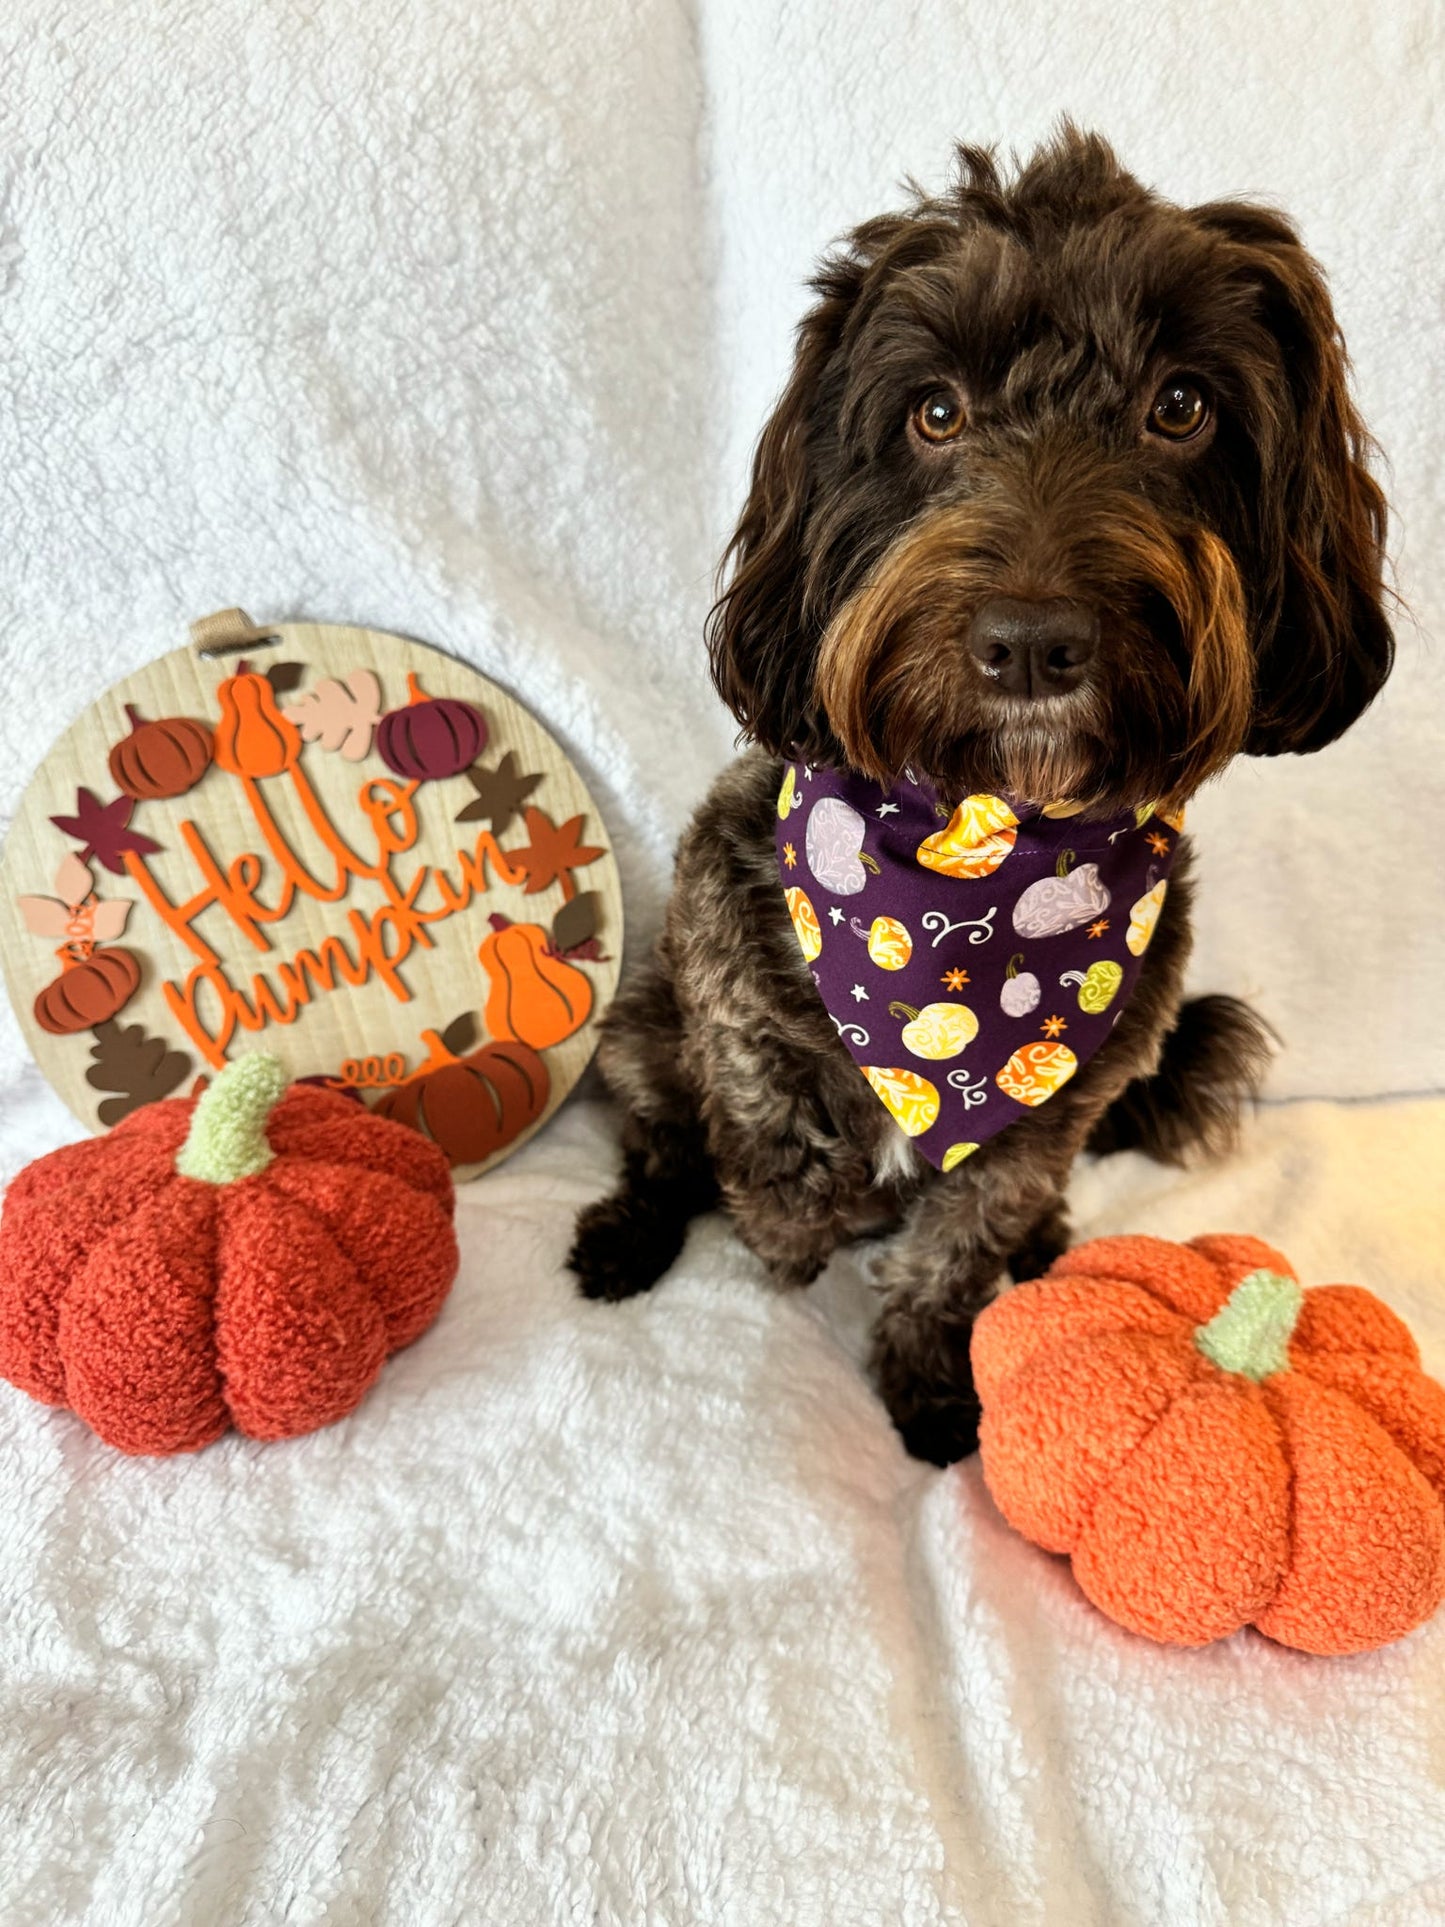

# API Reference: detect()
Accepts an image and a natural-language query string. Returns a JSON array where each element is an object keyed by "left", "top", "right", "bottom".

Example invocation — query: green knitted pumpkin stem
[
  {"left": 175, "top": 1054, "right": 290, "bottom": 1184},
  {"left": 1194, "top": 1268, "right": 1303, "bottom": 1382}
]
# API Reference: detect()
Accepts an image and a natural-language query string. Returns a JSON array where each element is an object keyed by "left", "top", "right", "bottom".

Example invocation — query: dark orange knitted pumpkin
[
  {"left": 973, "top": 1233, "right": 1445, "bottom": 1655},
  {"left": 0, "top": 1056, "right": 458, "bottom": 1454}
]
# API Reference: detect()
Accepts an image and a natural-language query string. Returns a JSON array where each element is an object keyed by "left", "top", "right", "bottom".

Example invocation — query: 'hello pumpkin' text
[{"left": 125, "top": 775, "right": 526, "bottom": 1067}]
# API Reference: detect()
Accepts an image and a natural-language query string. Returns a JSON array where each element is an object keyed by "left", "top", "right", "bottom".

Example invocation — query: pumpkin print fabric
[{"left": 774, "top": 761, "right": 1182, "bottom": 1168}]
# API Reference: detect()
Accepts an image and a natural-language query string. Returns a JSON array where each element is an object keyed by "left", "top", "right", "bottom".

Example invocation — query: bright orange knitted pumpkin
[
  {"left": 0, "top": 1056, "right": 458, "bottom": 1455},
  {"left": 973, "top": 1233, "right": 1445, "bottom": 1655}
]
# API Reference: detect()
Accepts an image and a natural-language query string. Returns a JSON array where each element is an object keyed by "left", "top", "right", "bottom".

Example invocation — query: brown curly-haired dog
[{"left": 570, "top": 126, "right": 1392, "bottom": 1465}]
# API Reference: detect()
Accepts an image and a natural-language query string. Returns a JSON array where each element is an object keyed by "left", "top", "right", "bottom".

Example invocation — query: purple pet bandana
[{"left": 774, "top": 761, "right": 1183, "bottom": 1170}]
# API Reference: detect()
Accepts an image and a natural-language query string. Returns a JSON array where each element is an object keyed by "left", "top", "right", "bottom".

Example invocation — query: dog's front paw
[
  {"left": 569, "top": 1190, "right": 682, "bottom": 1303},
  {"left": 894, "top": 1393, "right": 982, "bottom": 1467},
  {"left": 871, "top": 1311, "right": 983, "bottom": 1465}
]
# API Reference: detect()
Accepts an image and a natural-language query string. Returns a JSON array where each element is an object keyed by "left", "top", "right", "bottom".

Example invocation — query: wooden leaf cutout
[
  {"left": 456, "top": 751, "right": 544, "bottom": 835},
  {"left": 86, "top": 1020, "right": 192, "bottom": 1126},
  {"left": 54, "top": 852, "right": 94, "bottom": 906},
  {"left": 505, "top": 808, "right": 604, "bottom": 902},
  {"left": 552, "top": 891, "right": 599, "bottom": 954},
  {"left": 265, "top": 661, "right": 307, "bottom": 697},
  {"left": 439, "top": 1011, "right": 478, "bottom": 1057},
  {"left": 20, "top": 852, "right": 133, "bottom": 943},
  {"left": 282, "top": 668, "right": 382, "bottom": 761},
  {"left": 89, "top": 900, "right": 132, "bottom": 941},
  {"left": 18, "top": 896, "right": 75, "bottom": 938},
  {"left": 49, "top": 789, "right": 161, "bottom": 874}
]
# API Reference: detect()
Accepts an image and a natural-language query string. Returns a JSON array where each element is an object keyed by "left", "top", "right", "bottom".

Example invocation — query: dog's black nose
[{"left": 967, "top": 597, "right": 1098, "bottom": 697}]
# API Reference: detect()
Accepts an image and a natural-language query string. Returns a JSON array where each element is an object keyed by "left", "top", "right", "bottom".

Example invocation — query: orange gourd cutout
[
  {"left": 972, "top": 1232, "right": 1445, "bottom": 1655},
  {"left": 480, "top": 915, "right": 593, "bottom": 1050},
  {"left": 213, "top": 661, "right": 302, "bottom": 779}
]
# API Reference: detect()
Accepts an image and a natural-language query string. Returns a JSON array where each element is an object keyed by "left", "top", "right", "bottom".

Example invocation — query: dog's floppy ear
[
  {"left": 1194, "top": 202, "right": 1393, "bottom": 755},
  {"left": 706, "top": 251, "right": 869, "bottom": 758}
]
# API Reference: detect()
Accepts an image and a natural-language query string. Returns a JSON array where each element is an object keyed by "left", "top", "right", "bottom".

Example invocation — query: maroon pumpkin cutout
[
  {"left": 108, "top": 705, "right": 214, "bottom": 801},
  {"left": 376, "top": 672, "right": 487, "bottom": 783},
  {"left": 34, "top": 945, "right": 141, "bottom": 1035}
]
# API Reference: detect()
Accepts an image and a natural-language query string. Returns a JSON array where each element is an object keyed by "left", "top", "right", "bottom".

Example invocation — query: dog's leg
[
  {"left": 869, "top": 1145, "right": 1075, "bottom": 1466},
  {"left": 570, "top": 951, "right": 718, "bottom": 1303},
  {"left": 1005, "top": 1197, "right": 1073, "bottom": 1283},
  {"left": 699, "top": 1023, "right": 885, "bottom": 1291}
]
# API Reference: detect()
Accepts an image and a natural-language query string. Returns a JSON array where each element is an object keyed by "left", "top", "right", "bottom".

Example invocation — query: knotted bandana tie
[{"left": 774, "top": 761, "right": 1182, "bottom": 1170}]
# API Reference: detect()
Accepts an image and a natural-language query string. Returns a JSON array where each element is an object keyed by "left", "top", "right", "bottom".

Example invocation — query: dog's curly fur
[{"left": 570, "top": 126, "right": 1392, "bottom": 1465}]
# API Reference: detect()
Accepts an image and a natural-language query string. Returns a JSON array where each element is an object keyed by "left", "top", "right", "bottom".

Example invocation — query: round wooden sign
[{"left": 0, "top": 611, "right": 623, "bottom": 1179}]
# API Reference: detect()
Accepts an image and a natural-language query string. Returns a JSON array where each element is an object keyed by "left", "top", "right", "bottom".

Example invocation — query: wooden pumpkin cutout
[
  {"left": 19, "top": 855, "right": 141, "bottom": 1035},
  {"left": 0, "top": 614, "right": 622, "bottom": 1179},
  {"left": 374, "top": 1017, "right": 550, "bottom": 1167},
  {"left": 108, "top": 705, "right": 214, "bottom": 800},
  {"left": 377, "top": 672, "right": 487, "bottom": 782},
  {"left": 34, "top": 946, "right": 141, "bottom": 1034}
]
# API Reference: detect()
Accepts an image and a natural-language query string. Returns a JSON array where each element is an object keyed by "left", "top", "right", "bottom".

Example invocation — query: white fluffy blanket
[
  {"left": 2, "top": 2, "right": 1444, "bottom": 1922},
  {"left": 2, "top": 1092, "right": 1444, "bottom": 1924}
]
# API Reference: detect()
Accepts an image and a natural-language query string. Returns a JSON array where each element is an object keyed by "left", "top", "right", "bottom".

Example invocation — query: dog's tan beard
[{"left": 813, "top": 498, "right": 1253, "bottom": 809}]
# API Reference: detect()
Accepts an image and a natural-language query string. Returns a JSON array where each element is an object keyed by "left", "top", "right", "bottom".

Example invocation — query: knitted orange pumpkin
[
  {"left": 0, "top": 1056, "right": 458, "bottom": 1455},
  {"left": 973, "top": 1233, "right": 1445, "bottom": 1655}
]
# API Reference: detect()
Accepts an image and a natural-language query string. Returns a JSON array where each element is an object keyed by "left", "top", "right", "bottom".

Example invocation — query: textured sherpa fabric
[
  {"left": 973, "top": 1233, "right": 1445, "bottom": 1654},
  {"left": 0, "top": 1083, "right": 458, "bottom": 1454},
  {"left": 0, "top": 1094, "right": 1444, "bottom": 1921},
  {"left": 174, "top": 1052, "right": 290, "bottom": 1183}
]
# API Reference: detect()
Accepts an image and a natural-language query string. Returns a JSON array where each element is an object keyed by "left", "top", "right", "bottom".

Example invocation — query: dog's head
[{"left": 708, "top": 126, "right": 1392, "bottom": 810}]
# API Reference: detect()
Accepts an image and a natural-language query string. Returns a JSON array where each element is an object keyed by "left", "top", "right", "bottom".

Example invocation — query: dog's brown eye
[
  {"left": 1148, "top": 378, "right": 1210, "bottom": 442},
  {"left": 912, "top": 388, "right": 966, "bottom": 444}
]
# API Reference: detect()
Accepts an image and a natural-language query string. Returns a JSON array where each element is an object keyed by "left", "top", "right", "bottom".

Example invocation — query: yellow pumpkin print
[
  {"left": 863, "top": 915, "right": 912, "bottom": 970},
  {"left": 996, "top": 1041, "right": 1079, "bottom": 1107},
  {"left": 941, "top": 1142, "right": 979, "bottom": 1172},
  {"left": 1126, "top": 878, "right": 1168, "bottom": 957},
  {"left": 1060, "top": 960, "right": 1124, "bottom": 1013},
  {"left": 1136, "top": 800, "right": 1186, "bottom": 832},
  {"left": 785, "top": 886, "right": 822, "bottom": 962},
  {"left": 888, "top": 1000, "right": 979, "bottom": 1061},
  {"left": 915, "top": 793, "right": 1019, "bottom": 878},
  {"left": 862, "top": 1065, "right": 940, "bottom": 1137},
  {"left": 1042, "top": 798, "right": 1087, "bottom": 819},
  {"left": 777, "top": 765, "right": 800, "bottom": 818}
]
